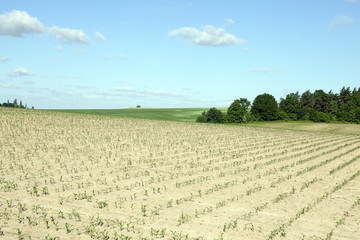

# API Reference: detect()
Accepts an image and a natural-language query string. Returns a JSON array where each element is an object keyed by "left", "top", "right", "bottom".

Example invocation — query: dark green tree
[
  {"left": 196, "top": 107, "right": 223, "bottom": 123},
  {"left": 338, "top": 87, "right": 356, "bottom": 121},
  {"left": 279, "top": 92, "right": 300, "bottom": 120},
  {"left": 251, "top": 93, "right": 279, "bottom": 121},
  {"left": 313, "top": 89, "right": 330, "bottom": 113},
  {"left": 300, "top": 90, "right": 314, "bottom": 110},
  {"left": 339, "top": 87, "right": 351, "bottom": 105},
  {"left": 227, "top": 98, "right": 251, "bottom": 123}
]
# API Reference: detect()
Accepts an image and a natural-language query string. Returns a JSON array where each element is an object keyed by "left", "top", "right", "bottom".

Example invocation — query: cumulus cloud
[
  {"left": 252, "top": 67, "right": 283, "bottom": 74},
  {"left": 55, "top": 45, "right": 62, "bottom": 51},
  {"left": 48, "top": 26, "right": 90, "bottom": 43},
  {"left": 1, "top": 56, "right": 10, "bottom": 62},
  {"left": 0, "top": 10, "right": 45, "bottom": 37},
  {"left": 168, "top": 25, "right": 246, "bottom": 46},
  {"left": 330, "top": 15, "right": 353, "bottom": 27},
  {"left": 95, "top": 31, "right": 107, "bottom": 41},
  {"left": 0, "top": 10, "right": 90, "bottom": 44},
  {"left": 8, "top": 67, "right": 35, "bottom": 77}
]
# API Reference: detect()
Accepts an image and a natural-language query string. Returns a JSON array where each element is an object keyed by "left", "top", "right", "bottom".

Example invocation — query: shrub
[{"left": 196, "top": 108, "right": 223, "bottom": 123}]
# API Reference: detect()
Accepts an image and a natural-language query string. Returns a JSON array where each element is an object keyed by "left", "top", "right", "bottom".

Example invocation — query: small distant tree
[
  {"left": 196, "top": 107, "right": 223, "bottom": 123},
  {"left": 196, "top": 112, "right": 207, "bottom": 122},
  {"left": 206, "top": 108, "right": 223, "bottom": 123},
  {"left": 136, "top": 105, "right": 141, "bottom": 108},
  {"left": 251, "top": 93, "right": 279, "bottom": 121},
  {"left": 227, "top": 98, "right": 251, "bottom": 123}
]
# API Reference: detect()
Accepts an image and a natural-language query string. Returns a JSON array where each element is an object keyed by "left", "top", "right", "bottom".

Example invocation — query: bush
[
  {"left": 196, "top": 113, "right": 207, "bottom": 123},
  {"left": 278, "top": 110, "right": 289, "bottom": 121},
  {"left": 310, "top": 111, "right": 331, "bottom": 122},
  {"left": 196, "top": 108, "right": 223, "bottom": 123}
]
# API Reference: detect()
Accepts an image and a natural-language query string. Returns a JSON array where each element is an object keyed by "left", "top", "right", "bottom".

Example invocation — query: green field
[
  {"left": 52, "top": 108, "right": 227, "bottom": 122},
  {"left": 51, "top": 108, "right": 360, "bottom": 135}
]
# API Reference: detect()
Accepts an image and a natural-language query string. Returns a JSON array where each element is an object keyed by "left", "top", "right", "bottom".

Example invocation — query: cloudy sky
[{"left": 0, "top": 1, "right": 359, "bottom": 109}]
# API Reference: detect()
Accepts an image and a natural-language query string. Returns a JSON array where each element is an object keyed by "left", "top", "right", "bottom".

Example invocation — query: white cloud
[
  {"left": 168, "top": 25, "right": 246, "bottom": 46},
  {"left": 0, "top": 56, "right": 10, "bottom": 62},
  {"left": 252, "top": 67, "right": 283, "bottom": 74},
  {"left": 55, "top": 45, "right": 62, "bottom": 51},
  {"left": 330, "top": 15, "right": 353, "bottom": 27},
  {"left": 8, "top": 67, "right": 35, "bottom": 77},
  {"left": 243, "top": 47, "right": 251, "bottom": 51},
  {"left": 0, "top": 10, "right": 45, "bottom": 37},
  {"left": 0, "top": 10, "right": 90, "bottom": 44},
  {"left": 48, "top": 26, "right": 90, "bottom": 43},
  {"left": 224, "top": 18, "right": 235, "bottom": 27},
  {"left": 95, "top": 31, "right": 107, "bottom": 41},
  {"left": 345, "top": 0, "right": 356, "bottom": 2}
]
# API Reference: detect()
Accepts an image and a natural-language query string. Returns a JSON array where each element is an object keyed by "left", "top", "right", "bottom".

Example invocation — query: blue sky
[{"left": 1, "top": 0, "right": 359, "bottom": 109}]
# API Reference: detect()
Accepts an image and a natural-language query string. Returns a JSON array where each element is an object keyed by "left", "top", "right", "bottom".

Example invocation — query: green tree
[
  {"left": 251, "top": 93, "right": 279, "bottom": 121},
  {"left": 279, "top": 92, "right": 300, "bottom": 120},
  {"left": 355, "top": 107, "right": 360, "bottom": 123},
  {"left": 227, "top": 98, "right": 251, "bottom": 123},
  {"left": 300, "top": 90, "right": 314, "bottom": 110},
  {"left": 196, "top": 112, "right": 207, "bottom": 123},
  {"left": 196, "top": 107, "right": 223, "bottom": 123},
  {"left": 313, "top": 89, "right": 330, "bottom": 113},
  {"left": 338, "top": 87, "right": 356, "bottom": 121}
]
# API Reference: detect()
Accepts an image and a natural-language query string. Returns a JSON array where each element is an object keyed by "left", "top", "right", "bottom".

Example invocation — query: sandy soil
[{"left": 0, "top": 108, "right": 359, "bottom": 239}]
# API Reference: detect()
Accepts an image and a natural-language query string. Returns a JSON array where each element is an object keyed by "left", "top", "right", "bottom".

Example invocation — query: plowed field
[{"left": 1, "top": 108, "right": 359, "bottom": 239}]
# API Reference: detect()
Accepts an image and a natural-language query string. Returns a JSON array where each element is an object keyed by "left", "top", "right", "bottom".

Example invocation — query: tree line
[
  {"left": 0, "top": 99, "right": 34, "bottom": 109},
  {"left": 197, "top": 87, "right": 360, "bottom": 124}
]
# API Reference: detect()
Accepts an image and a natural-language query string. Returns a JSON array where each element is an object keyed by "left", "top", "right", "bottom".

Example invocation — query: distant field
[
  {"left": 52, "top": 108, "right": 360, "bottom": 135},
  {"left": 52, "top": 108, "right": 227, "bottom": 122}
]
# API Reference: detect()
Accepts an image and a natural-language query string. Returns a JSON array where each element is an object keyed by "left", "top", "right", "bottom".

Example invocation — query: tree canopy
[
  {"left": 196, "top": 86, "right": 360, "bottom": 124},
  {"left": 0, "top": 99, "right": 32, "bottom": 109},
  {"left": 227, "top": 98, "right": 251, "bottom": 123},
  {"left": 251, "top": 93, "right": 279, "bottom": 121},
  {"left": 279, "top": 92, "right": 300, "bottom": 120},
  {"left": 196, "top": 107, "right": 223, "bottom": 123}
]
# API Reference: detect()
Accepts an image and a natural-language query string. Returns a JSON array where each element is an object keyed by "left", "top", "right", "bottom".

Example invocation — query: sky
[{"left": 0, "top": 0, "right": 359, "bottom": 109}]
